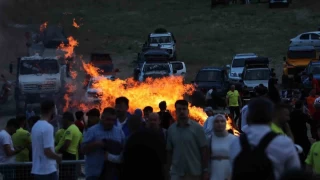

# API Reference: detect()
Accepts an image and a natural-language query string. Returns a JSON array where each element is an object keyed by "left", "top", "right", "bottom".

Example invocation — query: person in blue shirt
[{"left": 114, "top": 97, "right": 131, "bottom": 137}]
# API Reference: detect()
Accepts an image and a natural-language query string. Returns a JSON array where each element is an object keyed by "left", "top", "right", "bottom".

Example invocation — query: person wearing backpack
[{"left": 229, "top": 97, "right": 301, "bottom": 180}]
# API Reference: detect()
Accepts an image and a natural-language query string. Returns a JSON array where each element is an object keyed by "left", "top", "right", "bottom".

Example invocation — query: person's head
[
  {"left": 128, "top": 115, "right": 142, "bottom": 133},
  {"left": 230, "top": 85, "right": 235, "bottom": 91},
  {"left": 294, "top": 100, "right": 303, "bottom": 111},
  {"left": 273, "top": 103, "right": 291, "bottom": 125},
  {"left": 147, "top": 113, "right": 160, "bottom": 129},
  {"left": 310, "top": 89, "right": 316, "bottom": 97},
  {"left": 143, "top": 106, "right": 153, "bottom": 119},
  {"left": 115, "top": 97, "right": 129, "bottom": 118},
  {"left": 134, "top": 109, "right": 143, "bottom": 118},
  {"left": 159, "top": 101, "right": 167, "bottom": 111},
  {"left": 29, "top": 115, "right": 40, "bottom": 129},
  {"left": 247, "top": 97, "right": 274, "bottom": 125},
  {"left": 213, "top": 114, "right": 227, "bottom": 132},
  {"left": 101, "top": 107, "right": 117, "bottom": 130},
  {"left": 86, "top": 108, "right": 100, "bottom": 118},
  {"left": 75, "top": 111, "right": 84, "bottom": 121},
  {"left": 6, "top": 118, "right": 19, "bottom": 135},
  {"left": 16, "top": 115, "right": 26, "bottom": 128},
  {"left": 271, "top": 72, "right": 276, "bottom": 78},
  {"left": 204, "top": 107, "right": 214, "bottom": 117},
  {"left": 62, "top": 111, "right": 74, "bottom": 129},
  {"left": 175, "top": 100, "right": 189, "bottom": 121},
  {"left": 40, "top": 99, "right": 56, "bottom": 121}
]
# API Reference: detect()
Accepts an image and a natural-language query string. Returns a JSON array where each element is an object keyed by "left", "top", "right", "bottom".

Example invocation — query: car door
[
  {"left": 170, "top": 61, "right": 186, "bottom": 76},
  {"left": 298, "top": 33, "right": 311, "bottom": 46},
  {"left": 311, "top": 33, "right": 320, "bottom": 48}
]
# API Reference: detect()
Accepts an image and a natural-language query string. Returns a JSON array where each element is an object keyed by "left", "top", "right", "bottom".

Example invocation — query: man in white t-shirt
[
  {"left": 31, "top": 100, "right": 62, "bottom": 180},
  {"left": 0, "top": 118, "right": 24, "bottom": 180}
]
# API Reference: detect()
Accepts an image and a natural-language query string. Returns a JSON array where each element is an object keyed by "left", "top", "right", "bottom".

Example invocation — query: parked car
[
  {"left": 143, "top": 29, "right": 177, "bottom": 60},
  {"left": 227, "top": 53, "right": 258, "bottom": 82},
  {"left": 305, "top": 61, "right": 320, "bottom": 84},
  {"left": 192, "top": 67, "right": 230, "bottom": 97},
  {"left": 282, "top": 45, "right": 319, "bottom": 87},
  {"left": 290, "top": 31, "right": 320, "bottom": 48},
  {"left": 241, "top": 57, "right": 270, "bottom": 92}
]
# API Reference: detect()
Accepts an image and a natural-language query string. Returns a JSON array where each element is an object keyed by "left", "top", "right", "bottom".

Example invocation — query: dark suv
[{"left": 192, "top": 67, "right": 230, "bottom": 97}]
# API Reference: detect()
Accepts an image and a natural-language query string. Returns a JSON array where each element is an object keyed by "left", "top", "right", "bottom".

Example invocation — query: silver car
[{"left": 227, "top": 53, "right": 257, "bottom": 82}]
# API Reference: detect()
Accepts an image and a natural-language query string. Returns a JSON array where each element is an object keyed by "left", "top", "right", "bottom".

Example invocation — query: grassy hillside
[{"left": 3, "top": 0, "right": 320, "bottom": 80}]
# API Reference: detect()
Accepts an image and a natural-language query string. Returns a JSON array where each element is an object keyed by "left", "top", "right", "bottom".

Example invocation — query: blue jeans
[{"left": 34, "top": 171, "right": 58, "bottom": 180}]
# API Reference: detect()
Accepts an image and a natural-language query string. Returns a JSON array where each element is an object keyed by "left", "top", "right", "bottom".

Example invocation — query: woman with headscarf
[{"left": 205, "top": 114, "right": 238, "bottom": 180}]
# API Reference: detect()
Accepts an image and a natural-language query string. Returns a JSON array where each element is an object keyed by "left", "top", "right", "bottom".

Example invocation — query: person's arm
[
  {"left": 238, "top": 96, "right": 242, "bottom": 107},
  {"left": 197, "top": 128, "right": 209, "bottom": 174},
  {"left": 81, "top": 129, "right": 103, "bottom": 154},
  {"left": 104, "top": 131, "right": 126, "bottom": 164},
  {"left": 4, "top": 145, "right": 23, "bottom": 156},
  {"left": 305, "top": 143, "right": 315, "bottom": 173},
  {"left": 284, "top": 123, "right": 295, "bottom": 141},
  {"left": 58, "top": 130, "right": 72, "bottom": 153},
  {"left": 42, "top": 127, "right": 61, "bottom": 162},
  {"left": 166, "top": 129, "right": 173, "bottom": 177}
]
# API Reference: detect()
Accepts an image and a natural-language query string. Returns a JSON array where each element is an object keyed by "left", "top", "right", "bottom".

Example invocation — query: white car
[
  {"left": 227, "top": 53, "right": 258, "bottom": 82},
  {"left": 146, "top": 32, "right": 177, "bottom": 60},
  {"left": 84, "top": 75, "right": 115, "bottom": 103},
  {"left": 137, "top": 61, "right": 186, "bottom": 82},
  {"left": 290, "top": 31, "right": 320, "bottom": 48}
]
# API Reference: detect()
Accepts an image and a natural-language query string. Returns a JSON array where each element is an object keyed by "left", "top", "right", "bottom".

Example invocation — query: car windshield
[
  {"left": 195, "top": 70, "right": 222, "bottom": 82},
  {"left": 287, "top": 50, "right": 316, "bottom": 59},
  {"left": 244, "top": 69, "right": 270, "bottom": 80},
  {"left": 20, "top": 59, "right": 59, "bottom": 75},
  {"left": 308, "top": 64, "right": 320, "bottom": 74},
  {"left": 149, "top": 36, "right": 172, "bottom": 44},
  {"left": 97, "top": 64, "right": 114, "bottom": 73},
  {"left": 143, "top": 64, "right": 170, "bottom": 73},
  {"left": 232, "top": 58, "right": 248, "bottom": 67}
]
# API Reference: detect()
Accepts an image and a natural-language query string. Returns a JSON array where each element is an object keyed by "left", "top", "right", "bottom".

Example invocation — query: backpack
[{"left": 231, "top": 132, "right": 278, "bottom": 180}]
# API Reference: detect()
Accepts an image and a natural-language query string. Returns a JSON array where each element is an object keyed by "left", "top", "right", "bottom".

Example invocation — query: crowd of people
[{"left": 1, "top": 72, "right": 320, "bottom": 179}]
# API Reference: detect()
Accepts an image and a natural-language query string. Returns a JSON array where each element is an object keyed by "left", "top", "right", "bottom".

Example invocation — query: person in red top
[
  {"left": 75, "top": 111, "right": 85, "bottom": 133},
  {"left": 306, "top": 89, "right": 319, "bottom": 116},
  {"left": 309, "top": 73, "right": 320, "bottom": 94}
]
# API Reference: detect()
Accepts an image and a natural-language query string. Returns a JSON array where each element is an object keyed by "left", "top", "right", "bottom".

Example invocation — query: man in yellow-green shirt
[
  {"left": 226, "top": 85, "right": 242, "bottom": 124},
  {"left": 270, "top": 103, "right": 294, "bottom": 140},
  {"left": 12, "top": 115, "right": 31, "bottom": 162},
  {"left": 306, "top": 125, "right": 320, "bottom": 175},
  {"left": 55, "top": 128, "right": 65, "bottom": 146},
  {"left": 55, "top": 112, "right": 82, "bottom": 180}
]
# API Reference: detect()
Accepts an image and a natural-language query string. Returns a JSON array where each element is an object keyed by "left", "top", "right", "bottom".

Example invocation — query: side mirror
[
  {"left": 173, "top": 70, "right": 177, "bottom": 74},
  {"left": 114, "top": 68, "right": 120, "bottom": 72},
  {"left": 226, "top": 64, "right": 231, "bottom": 68},
  {"left": 283, "top": 57, "right": 286, "bottom": 61}
]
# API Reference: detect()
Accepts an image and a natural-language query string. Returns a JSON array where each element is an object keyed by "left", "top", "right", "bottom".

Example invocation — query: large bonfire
[{"left": 48, "top": 20, "right": 239, "bottom": 134}]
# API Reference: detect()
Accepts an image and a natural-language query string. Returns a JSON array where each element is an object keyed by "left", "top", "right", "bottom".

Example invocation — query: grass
[{"left": 3, "top": 0, "right": 320, "bottom": 81}]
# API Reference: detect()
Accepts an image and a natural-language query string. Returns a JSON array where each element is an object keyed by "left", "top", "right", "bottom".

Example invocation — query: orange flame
[
  {"left": 67, "top": 62, "right": 239, "bottom": 134},
  {"left": 40, "top": 22, "right": 48, "bottom": 32},
  {"left": 72, "top": 18, "right": 80, "bottom": 28},
  {"left": 58, "top": 36, "right": 78, "bottom": 58},
  {"left": 79, "top": 62, "right": 204, "bottom": 125}
]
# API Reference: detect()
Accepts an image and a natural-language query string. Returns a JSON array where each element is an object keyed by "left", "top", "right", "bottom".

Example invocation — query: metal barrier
[{"left": 0, "top": 160, "right": 85, "bottom": 180}]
